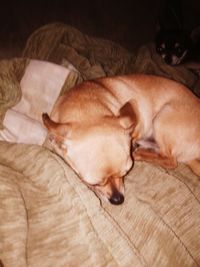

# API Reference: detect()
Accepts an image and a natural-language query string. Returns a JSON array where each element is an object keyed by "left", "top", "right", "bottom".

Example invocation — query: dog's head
[
  {"left": 42, "top": 102, "right": 136, "bottom": 205},
  {"left": 155, "top": 29, "right": 192, "bottom": 66}
]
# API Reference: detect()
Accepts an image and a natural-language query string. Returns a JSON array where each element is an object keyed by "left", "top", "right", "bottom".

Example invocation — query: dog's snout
[
  {"left": 164, "top": 55, "right": 172, "bottom": 65},
  {"left": 109, "top": 192, "right": 124, "bottom": 205}
]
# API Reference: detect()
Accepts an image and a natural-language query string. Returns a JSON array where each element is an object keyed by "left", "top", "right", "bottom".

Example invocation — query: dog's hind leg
[
  {"left": 186, "top": 159, "right": 200, "bottom": 177},
  {"left": 133, "top": 147, "right": 177, "bottom": 169},
  {"left": 135, "top": 103, "right": 182, "bottom": 170}
]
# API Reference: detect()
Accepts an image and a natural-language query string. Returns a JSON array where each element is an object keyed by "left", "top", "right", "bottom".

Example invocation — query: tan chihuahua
[{"left": 42, "top": 74, "right": 200, "bottom": 205}]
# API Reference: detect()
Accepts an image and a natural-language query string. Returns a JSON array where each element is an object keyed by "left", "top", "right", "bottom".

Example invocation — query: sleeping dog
[{"left": 43, "top": 74, "right": 200, "bottom": 205}]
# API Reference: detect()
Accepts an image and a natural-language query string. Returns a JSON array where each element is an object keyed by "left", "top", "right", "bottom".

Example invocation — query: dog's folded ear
[
  {"left": 118, "top": 100, "right": 138, "bottom": 131},
  {"left": 42, "top": 113, "right": 72, "bottom": 139}
]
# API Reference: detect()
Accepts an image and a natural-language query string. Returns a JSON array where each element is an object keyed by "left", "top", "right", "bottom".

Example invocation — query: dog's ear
[
  {"left": 118, "top": 100, "right": 138, "bottom": 131},
  {"left": 191, "top": 25, "right": 200, "bottom": 44},
  {"left": 42, "top": 113, "right": 72, "bottom": 145}
]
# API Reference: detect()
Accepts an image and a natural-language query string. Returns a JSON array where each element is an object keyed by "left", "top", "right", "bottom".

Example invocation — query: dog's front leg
[
  {"left": 133, "top": 147, "right": 177, "bottom": 170},
  {"left": 186, "top": 159, "right": 200, "bottom": 177}
]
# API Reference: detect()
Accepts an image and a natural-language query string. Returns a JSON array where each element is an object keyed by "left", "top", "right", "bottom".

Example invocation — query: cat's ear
[
  {"left": 190, "top": 26, "right": 200, "bottom": 44},
  {"left": 156, "top": 19, "right": 161, "bottom": 33},
  {"left": 156, "top": 18, "right": 165, "bottom": 33}
]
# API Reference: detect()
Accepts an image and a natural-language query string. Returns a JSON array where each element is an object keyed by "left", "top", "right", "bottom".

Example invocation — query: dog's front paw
[
  {"left": 132, "top": 149, "right": 143, "bottom": 161},
  {"left": 132, "top": 142, "right": 139, "bottom": 152}
]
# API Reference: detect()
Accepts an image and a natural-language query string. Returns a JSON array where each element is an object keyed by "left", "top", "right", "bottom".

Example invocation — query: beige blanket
[{"left": 0, "top": 23, "right": 200, "bottom": 267}]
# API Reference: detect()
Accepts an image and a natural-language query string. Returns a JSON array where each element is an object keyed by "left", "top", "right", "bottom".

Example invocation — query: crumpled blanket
[
  {"left": 0, "top": 23, "right": 200, "bottom": 267},
  {"left": 22, "top": 23, "right": 200, "bottom": 96},
  {"left": 0, "top": 59, "right": 80, "bottom": 144},
  {"left": 1, "top": 143, "right": 200, "bottom": 267}
]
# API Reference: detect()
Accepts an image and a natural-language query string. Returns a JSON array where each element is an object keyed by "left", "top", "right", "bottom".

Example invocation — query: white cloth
[{"left": 0, "top": 60, "right": 75, "bottom": 145}]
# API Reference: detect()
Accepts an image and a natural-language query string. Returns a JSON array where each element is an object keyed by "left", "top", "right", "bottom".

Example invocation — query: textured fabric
[
  {"left": 0, "top": 23, "right": 200, "bottom": 267},
  {"left": 0, "top": 60, "right": 79, "bottom": 144},
  {"left": 22, "top": 23, "right": 200, "bottom": 96},
  {"left": 0, "top": 143, "right": 199, "bottom": 267},
  {"left": 0, "top": 58, "right": 29, "bottom": 129}
]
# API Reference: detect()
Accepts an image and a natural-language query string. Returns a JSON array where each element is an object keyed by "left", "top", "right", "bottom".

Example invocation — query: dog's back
[{"left": 99, "top": 74, "right": 200, "bottom": 161}]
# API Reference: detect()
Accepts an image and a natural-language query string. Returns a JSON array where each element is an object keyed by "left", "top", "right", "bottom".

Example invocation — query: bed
[{"left": 0, "top": 23, "right": 200, "bottom": 267}]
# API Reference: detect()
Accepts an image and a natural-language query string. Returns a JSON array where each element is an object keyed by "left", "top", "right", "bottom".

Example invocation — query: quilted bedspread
[{"left": 0, "top": 23, "right": 200, "bottom": 267}]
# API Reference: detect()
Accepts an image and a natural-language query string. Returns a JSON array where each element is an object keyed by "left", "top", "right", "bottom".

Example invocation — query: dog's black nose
[
  {"left": 164, "top": 55, "right": 172, "bottom": 65},
  {"left": 109, "top": 192, "right": 124, "bottom": 205}
]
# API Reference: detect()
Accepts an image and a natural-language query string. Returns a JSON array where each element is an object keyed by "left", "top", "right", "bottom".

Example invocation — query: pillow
[{"left": 0, "top": 60, "right": 80, "bottom": 145}]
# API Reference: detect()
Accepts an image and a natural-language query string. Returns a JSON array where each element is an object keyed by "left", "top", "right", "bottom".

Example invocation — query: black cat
[{"left": 155, "top": 25, "right": 200, "bottom": 74}]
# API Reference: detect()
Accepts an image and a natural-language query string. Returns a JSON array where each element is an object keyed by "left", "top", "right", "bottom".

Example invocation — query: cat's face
[{"left": 155, "top": 30, "right": 191, "bottom": 65}]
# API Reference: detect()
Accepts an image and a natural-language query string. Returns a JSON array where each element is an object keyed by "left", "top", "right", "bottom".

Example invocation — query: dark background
[{"left": 0, "top": 0, "right": 200, "bottom": 58}]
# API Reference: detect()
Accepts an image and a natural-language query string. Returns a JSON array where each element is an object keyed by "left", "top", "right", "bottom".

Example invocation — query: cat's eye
[
  {"left": 177, "top": 47, "right": 183, "bottom": 53},
  {"left": 157, "top": 47, "right": 164, "bottom": 53},
  {"left": 174, "top": 43, "right": 184, "bottom": 54}
]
